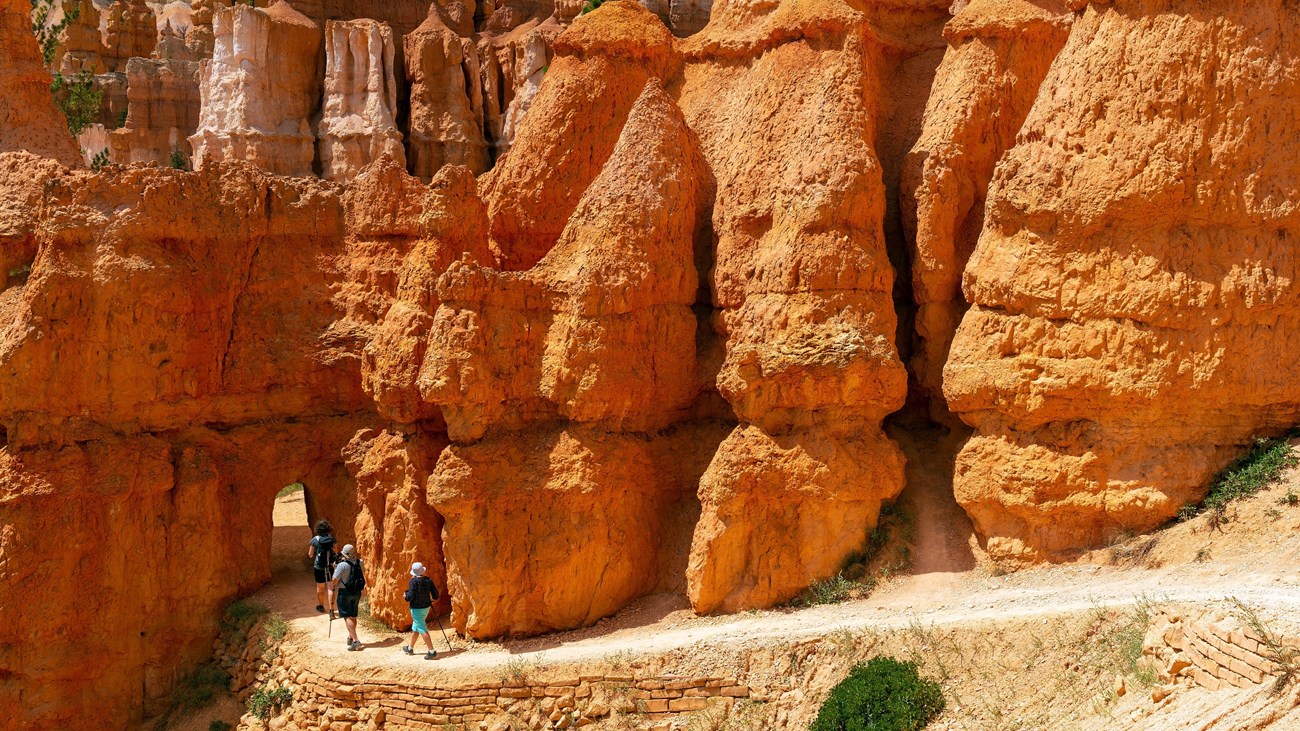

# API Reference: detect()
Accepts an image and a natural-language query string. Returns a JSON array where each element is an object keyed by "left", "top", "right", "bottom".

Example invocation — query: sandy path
[{"left": 254, "top": 484, "right": 1300, "bottom": 684}]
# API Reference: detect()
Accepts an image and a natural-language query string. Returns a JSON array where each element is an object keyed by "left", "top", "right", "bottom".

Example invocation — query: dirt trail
[{"left": 256, "top": 479, "right": 1300, "bottom": 684}]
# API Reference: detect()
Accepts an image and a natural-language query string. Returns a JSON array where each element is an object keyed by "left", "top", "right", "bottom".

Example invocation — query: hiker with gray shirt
[{"left": 331, "top": 544, "right": 366, "bottom": 651}]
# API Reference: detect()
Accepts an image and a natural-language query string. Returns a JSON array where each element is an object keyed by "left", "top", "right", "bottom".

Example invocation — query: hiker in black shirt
[
  {"left": 307, "top": 520, "right": 337, "bottom": 614},
  {"left": 402, "top": 562, "right": 438, "bottom": 659}
]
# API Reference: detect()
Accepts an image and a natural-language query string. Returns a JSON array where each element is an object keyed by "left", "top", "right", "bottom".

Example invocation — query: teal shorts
[{"left": 410, "top": 607, "right": 430, "bottom": 634}]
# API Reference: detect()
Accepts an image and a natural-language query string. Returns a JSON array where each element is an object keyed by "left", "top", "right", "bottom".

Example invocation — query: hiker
[
  {"left": 402, "top": 562, "right": 439, "bottom": 660},
  {"left": 332, "top": 544, "right": 367, "bottom": 651},
  {"left": 306, "top": 520, "right": 338, "bottom": 614}
]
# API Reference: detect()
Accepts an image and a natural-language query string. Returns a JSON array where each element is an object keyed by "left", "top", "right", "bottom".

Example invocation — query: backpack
[
  {"left": 312, "top": 535, "right": 336, "bottom": 570},
  {"left": 341, "top": 557, "right": 366, "bottom": 593}
]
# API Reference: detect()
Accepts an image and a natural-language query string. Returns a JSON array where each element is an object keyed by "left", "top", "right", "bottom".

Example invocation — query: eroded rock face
[
  {"left": 946, "top": 0, "right": 1300, "bottom": 561},
  {"left": 110, "top": 57, "right": 201, "bottom": 165},
  {"left": 903, "top": 0, "right": 1071, "bottom": 424},
  {"left": 0, "top": 0, "right": 82, "bottom": 167},
  {"left": 55, "top": 0, "right": 107, "bottom": 74},
  {"left": 318, "top": 19, "right": 405, "bottom": 181},
  {"left": 423, "top": 57, "right": 712, "bottom": 635},
  {"left": 102, "top": 0, "right": 158, "bottom": 71},
  {"left": 190, "top": 1, "right": 322, "bottom": 176},
  {"left": 404, "top": 4, "right": 490, "bottom": 179},
  {"left": 0, "top": 164, "right": 370, "bottom": 730},
  {"left": 680, "top": 0, "right": 909, "bottom": 613}
]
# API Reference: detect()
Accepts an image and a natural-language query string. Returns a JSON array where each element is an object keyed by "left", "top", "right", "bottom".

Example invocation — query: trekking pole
[{"left": 431, "top": 612, "right": 454, "bottom": 651}]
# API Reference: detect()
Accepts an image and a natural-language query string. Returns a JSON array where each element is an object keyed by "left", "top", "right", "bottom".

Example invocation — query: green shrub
[
  {"left": 1182, "top": 436, "right": 1298, "bottom": 520},
  {"left": 116, "top": 106, "right": 128, "bottom": 129},
  {"left": 171, "top": 662, "right": 230, "bottom": 713},
  {"left": 810, "top": 657, "right": 944, "bottom": 731},
  {"left": 247, "top": 684, "right": 293, "bottom": 720},
  {"left": 169, "top": 148, "right": 188, "bottom": 170},
  {"left": 90, "top": 149, "right": 109, "bottom": 171},
  {"left": 49, "top": 70, "right": 102, "bottom": 136},
  {"left": 209, "top": 722, "right": 232, "bottom": 731},
  {"left": 30, "top": 0, "right": 78, "bottom": 65},
  {"left": 220, "top": 598, "right": 268, "bottom": 643},
  {"left": 264, "top": 612, "right": 288, "bottom": 641},
  {"left": 580, "top": 0, "right": 605, "bottom": 14}
]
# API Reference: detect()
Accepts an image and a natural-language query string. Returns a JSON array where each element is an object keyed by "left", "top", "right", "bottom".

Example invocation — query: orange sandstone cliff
[{"left": 5, "top": 0, "right": 1300, "bottom": 728}]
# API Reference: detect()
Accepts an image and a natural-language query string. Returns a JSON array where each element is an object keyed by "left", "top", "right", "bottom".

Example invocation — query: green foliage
[
  {"left": 170, "top": 663, "right": 231, "bottom": 714},
  {"left": 247, "top": 684, "right": 293, "bottom": 720},
  {"left": 90, "top": 148, "right": 109, "bottom": 171},
  {"left": 50, "top": 70, "right": 102, "bottom": 137},
  {"left": 209, "top": 722, "right": 232, "bottom": 731},
  {"left": 221, "top": 598, "right": 268, "bottom": 644},
  {"left": 30, "top": 0, "right": 78, "bottom": 65},
  {"left": 1181, "top": 435, "right": 1298, "bottom": 522},
  {"left": 580, "top": 0, "right": 606, "bottom": 14},
  {"left": 789, "top": 504, "right": 912, "bottom": 608},
  {"left": 275, "top": 482, "right": 303, "bottom": 497},
  {"left": 264, "top": 612, "right": 288, "bottom": 641},
  {"left": 7, "top": 262, "right": 33, "bottom": 282},
  {"left": 168, "top": 148, "right": 189, "bottom": 170},
  {"left": 810, "top": 657, "right": 944, "bottom": 731},
  {"left": 116, "top": 106, "right": 128, "bottom": 129}
]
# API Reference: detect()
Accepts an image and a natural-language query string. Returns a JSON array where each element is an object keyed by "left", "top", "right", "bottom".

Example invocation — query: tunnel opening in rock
[{"left": 272, "top": 482, "right": 311, "bottom": 581}]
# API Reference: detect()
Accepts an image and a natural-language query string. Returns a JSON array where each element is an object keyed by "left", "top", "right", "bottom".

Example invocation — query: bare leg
[
  {"left": 346, "top": 617, "right": 359, "bottom": 644},
  {"left": 408, "top": 630, "right": 418, "bottom": 650},
  {"left": 315, "top": 583, "right": 326, "bottom": 609},
  {"left": 420, "top": 630, "right": 434, "bottom": 652}
]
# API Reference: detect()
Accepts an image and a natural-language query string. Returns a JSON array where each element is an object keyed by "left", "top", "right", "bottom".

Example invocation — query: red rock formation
[
  {"left": 946, "top": 0, "right": 1300, "bottom": 561},
  {"left": 190, "top": 2, "right": 322, "bottom": 176},
  {"left": 318, "top": 19, "right": 405, "bottom": 181},
  {"left": 422, "top": 49, "right": 710, "bottom": 634},
  {"left": 478, "top": 1, "right": 679, "bottom": 271},
  {"left": 680, "top": 0, "right": 909, "bottom": 613},
  {"left": 109, "top": 57, "right": 201, "bottom": 165},
  {"left": 0, "top": 163, "right": 377, "bottom": 730},
  {"left": 0, "top": 0, "right": 82, "bottom": 167},
  {"left": 903, "top": 0, "right": 1071, "bottom": 424},
  {"left": 404, "top": 4, "right": 491, "bottom": 179},
  {"left": 102, "top": 0, "right": 157, "bottom": 71},
  {"left": 55, "top": 0, "right": 107, "bottom": 74}
]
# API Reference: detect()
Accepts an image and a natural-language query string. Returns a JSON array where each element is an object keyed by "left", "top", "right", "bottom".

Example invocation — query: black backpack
[
  {"left": 312, "top": 535, "right": 336, "bottom": 570},
  {"left": 341, "top": 558, "right": 366, "bottom": 593}
]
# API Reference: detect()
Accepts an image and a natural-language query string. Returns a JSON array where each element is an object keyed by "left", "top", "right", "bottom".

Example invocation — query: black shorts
[
  {"left": 313, "top": 567, "right": 329, "bottom": 584},
  {"left": 337, "top": 590, "right": 361, "bottom": 618}
]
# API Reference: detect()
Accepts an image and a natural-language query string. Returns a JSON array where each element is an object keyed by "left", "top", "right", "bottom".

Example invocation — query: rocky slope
[{"left": 4, "top": 0, "right": 1300, "bottom": 728}]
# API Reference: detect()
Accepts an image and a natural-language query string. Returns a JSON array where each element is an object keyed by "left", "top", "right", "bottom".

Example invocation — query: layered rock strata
[
  {"left": 404, "top": 4, "right": 491, "bottom": 179},
  {"left": 680, "top": 0, "right": 909, "bottom": 613},
  {"left": 102, "top": 0, "right": 158, "bottom": 71},
  {"left": 945, "top": 0, "right": 1300, "bottom": 560},
  {"left": 318, "top": 19, "right": 405, "bottom": 181},
  {"left": 423, "top": 42, "right": 713, "bottom": 634},
  {"left": 0, "top": 0, "right": 82, "bottom": 167},
  {"left": 903, "top": 0, "right": 1071, "bottom": 423},
  {"left": 110, "top": 57, "right": 201, "bottom": 165},
  {"left": 190, "top": 1, "right": 322, "bottom": 176},
  {"left": 55, "top": 0, "right": 107, "bottom": 74},
  {"left": 0, "top": 163, "right": 371, "bottom": 730}
]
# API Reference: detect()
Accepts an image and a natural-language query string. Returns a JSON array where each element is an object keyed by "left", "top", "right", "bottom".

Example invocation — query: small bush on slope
[
  {"left": 1181, "top": 435, "right": 1298, "bottom": 523},
  {"left": 810, "top": 656, "right": 944, "bottom": 731}
]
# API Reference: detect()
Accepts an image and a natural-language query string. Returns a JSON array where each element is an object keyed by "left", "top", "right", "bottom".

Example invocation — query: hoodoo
[{"left": 5, "top": 0, "right": 1300, "bottom": 728}]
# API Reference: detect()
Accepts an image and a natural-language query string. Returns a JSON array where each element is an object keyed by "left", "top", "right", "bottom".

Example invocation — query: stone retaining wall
[{"left": 1143, "top": 609, "right": 1293, "bottom": 693}]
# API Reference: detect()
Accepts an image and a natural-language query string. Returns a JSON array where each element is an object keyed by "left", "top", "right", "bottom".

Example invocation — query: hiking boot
[
  {"left": 315, "top": 604, "right": 325, "bottom": 613},
  {"left": 424, "top": 650, "right": 437, "bottom": 660},
  {"left": 402, "top": 645, "right": 413, "bottom": 655},
  {"left": 348, "top": 640, "right": 362, "bottom": 651}
]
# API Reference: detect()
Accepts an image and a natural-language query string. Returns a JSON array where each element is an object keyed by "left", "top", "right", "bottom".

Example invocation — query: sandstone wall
[
  {"left": 110, "top": 57, "right": 201, "bottom": 165},
  {"left": 0, "top": 164, "right": 377, "bottom": 730},
  {"left": 318, "top": 19, "right": 405, "bottom": 181},
  {"left": 680, "top": 0, "right": 909, "bottom": 613},
  {"left": 945, "top": 0, "right": 1300, "bottom": 560},
  {"left": 0, "top": 0, "right": 82, "bottom": 167},
  {"left": 190, "top": 2, "right": 322, "bottom": 176},
  {"left": 902, "top": 0, "right": 1071, "bottom": 424}
]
